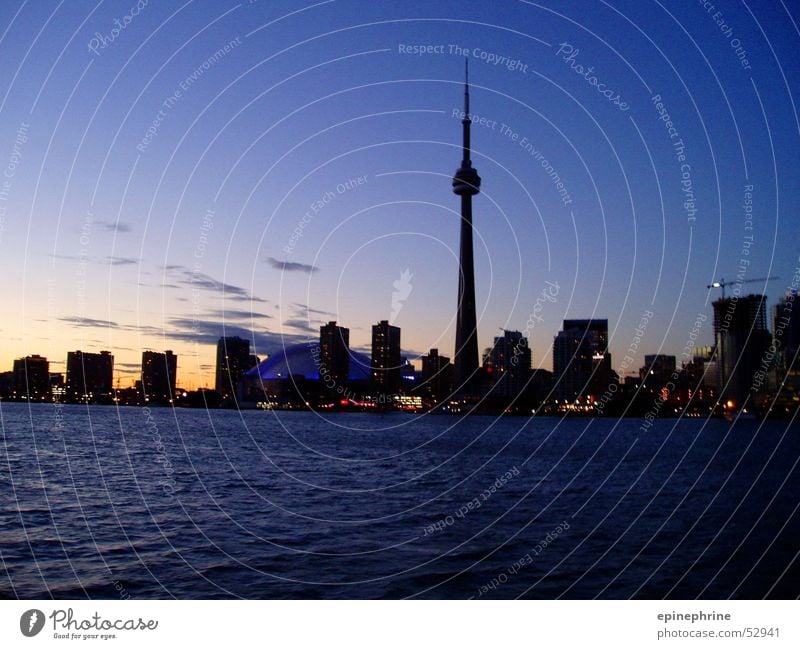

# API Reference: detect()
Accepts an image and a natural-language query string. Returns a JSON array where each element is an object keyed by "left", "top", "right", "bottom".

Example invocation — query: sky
[{"left": 0, "top": 0, "right": 798, "bottom": 389}]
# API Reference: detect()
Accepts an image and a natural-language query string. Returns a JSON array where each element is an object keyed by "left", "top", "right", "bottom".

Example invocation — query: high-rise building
[
  {"left": 553, "top": 319, "right": 612, "bottom": 403},
  {"left": 141, "top": 350, "right": 177, "bottom": 404},
  {"left": 215, "top": 336, "right": 252, "bottom": 401},
  {"left": 639, "top": 354, "right": 677, "bottom": 387},
  {"left": 12, "top": 355, "right": 50, "bottom": 400},
  {"left": 452, "top": 60, "right": 481, "bottom": 393},
  {"left": 713, "top": 294, "right": 771, "bottom": 406},
  {"left": 371, "top": 320, "right": 401, "bottom": 393},
  {"left": 65, "top": 350, "right": 114, "bottom": 403},
  {"left": 319, "top": 321, "right": 350, "bottom": 386},
  {"left": 488, "top": 330, "right": 531, "bottom": 398},
  {"left": 419, "top": 348, "right": 452, "bottom": 403},
  {"left": 773, "top": 291, "right": 799, "bottom": 373},
  {"left": 771, "top": 290, "right": 800, "bottom": 409}
]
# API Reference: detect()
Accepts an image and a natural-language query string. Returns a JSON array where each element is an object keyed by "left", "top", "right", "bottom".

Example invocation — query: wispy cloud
[
  {"left": 50, "top": 253, "right": 139, "bottom": 267},
  {"left": 292, "top": 303, "right": 335, "bottom": 317},
  {"left": 166, "top": 318, "right": 311, "bottom": 355},
  {"left": 209, "top": 309, "right": 273, "bottom": 320},
  {"left": 282, "top": 318, "right": 318, "bottom": 333},
  {"left": 265, "top": 257, "right": 319, "bottom": 274},
  {"left": 97, "top": 220, "right": 132, "bottom": 233},
  {"left": 59, "top": 316, "right": 119, "bottom": 328},
  {"left": 162, "top": 265, "right": 267, "bottom": 303},
  {"left": 58, "top": 316, "right": 164, "bottom": 336},
  {"left": 105, "top": 256, "right": 138, "bottom": 266}
]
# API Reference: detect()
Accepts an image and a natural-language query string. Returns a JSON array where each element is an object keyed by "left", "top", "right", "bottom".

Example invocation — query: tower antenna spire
[{"left": 464, "top": 57, "right": 470, "bottom": 116}]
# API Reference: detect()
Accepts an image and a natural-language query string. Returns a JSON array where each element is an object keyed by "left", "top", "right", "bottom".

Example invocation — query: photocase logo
[
  {"left": 20, "top": 609, "right": 45, "bottom": 637},
  {"left": 390, "top": 268, "right": 413, "bottom": 323}
]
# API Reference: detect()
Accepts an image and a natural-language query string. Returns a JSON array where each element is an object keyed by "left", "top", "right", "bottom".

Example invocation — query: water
[{"left": 0, "top": 402, "right": 798, "bottom": 599}]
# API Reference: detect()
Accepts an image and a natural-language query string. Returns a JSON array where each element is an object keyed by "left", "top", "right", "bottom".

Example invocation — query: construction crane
[{"left": 707, "top": 276, "right": 779, "bottom": 299}]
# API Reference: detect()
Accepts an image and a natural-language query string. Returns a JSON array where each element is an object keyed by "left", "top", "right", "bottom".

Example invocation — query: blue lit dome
[{"left": 245, "top": 343, "right": 371, "bottom": 381}]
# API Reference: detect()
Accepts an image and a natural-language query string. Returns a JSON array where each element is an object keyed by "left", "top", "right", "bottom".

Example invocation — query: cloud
[
  {"left": 59, "top": 316, "right": 119, "bottom": 328},
  {"left": 265, "top": 257, "right": 319, "bottom": 274},
  {"left": 166, "top": 318, "right": 312, "bottom": 355},
  {"left": 97, "top": 220, "right": 132, "bottom": 233},
  {"left": 50, "top": 253, "right": 139, "bottom": 266},
  {"left": 58, "top": 316, "right": 164, "bottom": 336},
  {"left": 282, "top": 318, "right": 318, "bottom": 333},
  {"left": 292, "top": 302, "right": 335, "bottom": 317},
  {"left": 161, "top": 265, "right": 267, "bottom": 303},
  {"left": 209, "top": 309, "right": 273, "bottom": 320},
  {"left": 115, "top": 362, "right": 141, "bottom": 370},
  {"left": 105, "top": 256, "right": 138, "bottom": 266}
]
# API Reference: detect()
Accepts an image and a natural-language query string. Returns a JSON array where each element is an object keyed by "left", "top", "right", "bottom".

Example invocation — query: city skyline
[
  {"left": 1, "top": 2, "right": 798, "bottom": 392},
  {"left": 4, "top": 286, "right": 795, "bottom": 412}
]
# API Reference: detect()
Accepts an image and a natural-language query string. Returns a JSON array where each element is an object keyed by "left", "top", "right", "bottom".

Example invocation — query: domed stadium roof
[{"left": 245, "top": 343, "right": 372, "bottom": 381}]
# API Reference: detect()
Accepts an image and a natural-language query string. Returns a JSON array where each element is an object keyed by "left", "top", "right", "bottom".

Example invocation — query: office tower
[
  {"left": 553, "top": 319, "right": 612, "bottom": 403},
  {"left": 452, "top": 59, "right": 481, "bottom": 392},
  {"left": 773, "top": 291, "right": 799, "bottom": 373},
  {"left": 141, "top": 350, "right": 177, "bottom": 404},
  {"left": 12, "top": 355, "right": 50, "bottom": 400},
  {"left": 371, "top": 320, "right": 401, "bottom": 393},
  {"left": 713, "top": 294, "right": 771, "bottom": 406},
  {"left": 319, "top": 321, "right": 350, "bottom": 385},
  {"left": 215, "top": 336, "right": 252, "bottom": 401},
  {"left": 771, "top": 290, "right": 800, "bottom": 408},
  {"left": 639, "top": 354, "right": 677, "bottom": 387},
  {"left": 420, "top": 348, "right": 452, "bottom": 403},
  {"left": 65, "top": 350, "right": 114, "bottom": 403},
  {"left": 488, "top": 330, "right": 531, "bottom": 398}
]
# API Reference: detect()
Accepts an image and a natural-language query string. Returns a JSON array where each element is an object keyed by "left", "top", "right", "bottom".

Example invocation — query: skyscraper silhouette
[
  {"left": 371, "top": 320, "right": 401, "bottom": 393},
  {"left": 452, "top": 59, "right": 481, "bottom": 392},
  {"left": 215, "top": 336, "right": 252, "bottom": 401},
  {"left": 141, "top": 350, "right": 177, "bottom": 404}
]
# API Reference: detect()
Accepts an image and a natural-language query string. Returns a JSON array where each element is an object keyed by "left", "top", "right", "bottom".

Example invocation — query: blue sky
[{"left": 1, "top": 0, "right": 798, "bottom": 388}]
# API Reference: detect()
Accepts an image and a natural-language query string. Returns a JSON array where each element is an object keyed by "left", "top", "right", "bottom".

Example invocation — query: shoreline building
[
  {"left": 215, "top": 336, "right": 253, "bottom": 402},
  {"left": 12, "top": 355, "right": 50, "bottom": 401},
  {"left": 141, "top": 350, "right": 177, "bottom": 404},
  {"left": 553, "top": 319, "right": 613, "bottom": 404},
  {"left": 452, "top": 60, "right": 481, "bottom": 393},
  {"left": 319, "top": 321, "right": 350, "bottom": 387},
  {"left": 371, "top": 320, "right": 401, "bottom": 394},
  {"left": 419, "top": 348, "right": 452, "bottom": 405},
  {"left": 65, "top": 350, "right": 114, "bottom": 403},
  {"left": 713, "top": 294, "right": 771, "bottom": 407},
  {"left": 487, "top": 330, "right": 531, "bottom": 399}
]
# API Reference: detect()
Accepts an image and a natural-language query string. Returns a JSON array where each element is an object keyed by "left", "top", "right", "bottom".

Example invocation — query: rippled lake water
[{"left": 1, "top": 402, "right": 798, "bottom": 598}]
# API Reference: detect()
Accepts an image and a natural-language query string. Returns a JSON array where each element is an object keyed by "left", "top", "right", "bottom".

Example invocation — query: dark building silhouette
[
  {"left": 0, "top": 371, "right": 13, "bottom": 399},
  {"left": 319, "top": 321, "right": 350, "bottom": 386},
  {"left": 215, "top": 336, "right": 252, "bottom": 401},
  {"left": 773, "top": 291, "right": 799, "bottom": 371},
  {"left": 452, "top": 60, "right": 481, "bottom": 393},
  {"left": 639, "top": 354, "right": 676, "bottom": 390},
  {"left": 13, "top": 355, "right": 50, "bottom": 400},
  {"left": 713, "top": 294, "right": 771, "bottom": 407},
  {"left": 371, "top": 320, "right": 401, "bottom": 393},
  {"left": 65, "top": 350, "right": 114, "bottom": 403},
  {"left": 419, "top": 348, "right": 452, "bottom": 404},
  {"left": 553, "top": 319, "right": 613, "bottom": 403},
  {"left": 487, "top": 330, "right": 531, "bottom": 399},
  {"left": 141, "top": 350, "right": 177, "bottom": 404},
  {"left": 771, "top": 290, "right": 800, "bottom": 410}
]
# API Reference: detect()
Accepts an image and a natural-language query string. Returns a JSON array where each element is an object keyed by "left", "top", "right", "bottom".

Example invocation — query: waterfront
[{"left": 1, "top": 403, "right": 797, "bottom": 599}]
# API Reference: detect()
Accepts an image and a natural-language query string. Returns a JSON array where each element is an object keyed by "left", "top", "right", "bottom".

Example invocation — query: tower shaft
[{"left": 454, "top": 194, "right": 479, "bottom": 391}]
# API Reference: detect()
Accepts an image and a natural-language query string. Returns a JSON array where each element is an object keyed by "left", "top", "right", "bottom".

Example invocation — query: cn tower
[{"left": 452, "top": 59, "right": 481, "bottom": 392}]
